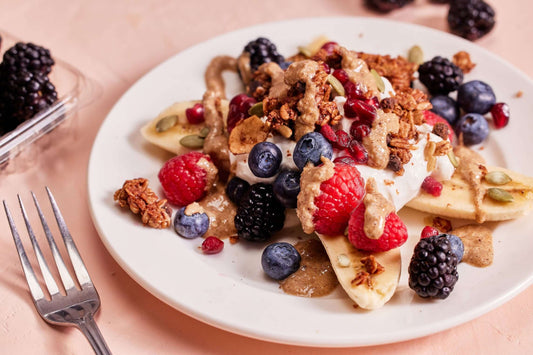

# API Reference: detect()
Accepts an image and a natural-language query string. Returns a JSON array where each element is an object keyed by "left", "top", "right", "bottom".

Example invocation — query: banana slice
[
  {"left": 316, "top": 233, "right": 401, "bottom": 310},
  {"left": 407, "top": 166, "right": 533, "bottom": 221},
  {"left": 141, "top": 100, "right": 229, "bottom": 155}
]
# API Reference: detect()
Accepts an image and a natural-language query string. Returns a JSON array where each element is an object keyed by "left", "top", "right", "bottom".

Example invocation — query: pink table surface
[{"left": 0, "top": 0, "right": 532, "bottom": 354}]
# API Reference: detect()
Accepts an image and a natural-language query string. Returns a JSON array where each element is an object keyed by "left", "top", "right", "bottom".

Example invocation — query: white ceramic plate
[{"left": 87, "top": 17, "right": 533, "bottom": 347}]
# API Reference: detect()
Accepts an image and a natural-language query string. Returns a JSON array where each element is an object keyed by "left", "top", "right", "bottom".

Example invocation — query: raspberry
[
  {"left": 158, "top": 152, "right": 216, "bottom": 206},
  {"left": 201, "top": 236, "right": 224, "bottom": 254},
  {"left": 347, "top": 203, "right": 408, "bottom": 252},
  {"left": 421, "top": 226, "right": 440, "bottom": 239},
  {"left": 312, "top": 164, "right": 365, "bottom": 235},
  {"left": 421, "top": 176, "right": 443, "bottom": 197}
]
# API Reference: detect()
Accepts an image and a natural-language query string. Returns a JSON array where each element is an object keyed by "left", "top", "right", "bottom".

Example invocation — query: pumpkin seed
[
  {"left": 337, "top": 254, "right": 351, "bottom": 268},
  {"left": 199, "top": 127, "right": 210, "bottom": 138},
  {"left": 155, "top": 115, "right": 178, "bottom": 132},
  {"left": 371, "top": 69, "right": 385, "bottom": 93},
  {"left": 179, "top": 135, "right": 204, "bottom": 149},
  {"left": 297, "top": 45, "right": 313, "bottom": 58},
  {"left": 248, "top": 102, "right": 264, "bottom": 117},
  {"left": 408, "top": 45, "right": 424, "bottom": 65},
  {"left": 327, "top": 74, "right": 345, "bottom": 96},
  {"left": 484, "top": 171, "right": 512, "bottom": 185},
  {"left": 447, "top": 150, "right": 459, "bottom": 168},
  {"left": 487, "top": 188, "right": 514, "bottom": 203}
]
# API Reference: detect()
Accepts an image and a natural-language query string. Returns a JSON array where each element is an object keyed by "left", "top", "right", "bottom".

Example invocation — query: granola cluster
[
  {"left": 357, "top": 52, "right": 418, "bottom": 91},
  {"left": 114, "top": 178, "right": 172, "bottom": 229},
  {"left": 351, "top": 255, "right": 385, "bottom": 288}
]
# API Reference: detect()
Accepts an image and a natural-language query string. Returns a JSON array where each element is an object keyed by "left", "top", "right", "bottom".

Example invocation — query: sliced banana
[
  {"left": 141, "top": 100, "right": 229, "bottom": 155},
  {"left": 316, "top": 233, "right": 401, "bottom": 310},
  {"left": 407, "top": 166, "right": 533, "bottom": 221}
]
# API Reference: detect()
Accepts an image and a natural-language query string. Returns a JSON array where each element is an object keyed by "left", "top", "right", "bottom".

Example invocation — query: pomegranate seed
[
  {"left": 320, "top": 124, "right": 337, "bottom": 143},
  {"left": 321, "top": 62, "right": 331, "bottom": 73},
  {"left": 201, "top": 236, "right": 224, "bottom": 254},
  {"left": 332, "top": 69, "right": 349, "bottom": 85},
  {"left": 350, "top": 121, "right": 371, "bottom": 141},
  {"left": 421, "top": 176, "right": 443, "bottom": 197},
  {"left": 343, "top": 81, "right": 366, "bottom": 100},
  {"left": 420, "top": 226, "right": 439, "bottom": 239},
  {"left": 348, "top": 139, "right": 368, "bottom": 164},
  {"left": 365, "top": 96, "right": 380, "bottom": 109},
  {"left": 343, "top": 99, "right": 359, "bottom": 119},
  {"left": 352, "top": 100, "right": 377, "bottom": 124},
  {"left": 490, "top": 102, "right": 510, "bottom": 129},
  {"left": 333, "top": 155, "right": 358, "bottom": 167},
  {"left": 185, "top": 103, "right": 205, "bottom": 124},
  {"left": 227, "top": 94, "right": 256, "bottom": 132},
  {"left": 335, "top": 130, "right": 351, "bottom": 148},
  {"left": 320, "top": 41, "right": 339, "bottom": 55}
]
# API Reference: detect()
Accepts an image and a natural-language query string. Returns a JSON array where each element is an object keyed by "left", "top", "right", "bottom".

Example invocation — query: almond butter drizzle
[
  {"left": 195, "top": 184, "right": 237, "bottom": 238},
  {"left": 339, "top": 47, "right": 379, "bottom": 98},
  {"left": 362, "top": 110, "right": 400, "bottom": 169},
  {"left": 454, "top": 146, "right": 488, "bottom": 223},
  {"left": 296, "top": 157, "right": 335, "bottom": 234},
  {"left": 451, "top": 224, "right": 493, "bottom": 267},
  {"left": 260, "top": 62, "right": 288, "bottom": 99},
  {"left": 363, "top": 178, "right": 395, "bottom": 239}
]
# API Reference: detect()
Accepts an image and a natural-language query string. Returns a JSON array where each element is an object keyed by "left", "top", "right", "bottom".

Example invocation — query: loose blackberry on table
[
  {"left": 365, "top": 0, "right": 414, "bottom": 12},
  {"left": 448, "top": 0, "right": 496, "bottom": 41}
]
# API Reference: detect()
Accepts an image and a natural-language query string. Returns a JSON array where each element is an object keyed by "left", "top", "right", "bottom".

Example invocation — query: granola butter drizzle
[
  {"left": 297, "top": 157, "right": 335, "bottom": 234},
  {"left": 202, "top": 56, "right": 237, "bottom": 178},
  {"left": 454, "top": 145, "right": 488, "bottom": 223},
  {"left": 363, "top": 178, "right": 395, "bottom": 239},
  {"left": 260, "top": 62, "right": 288, "bottom": 99},
  {"left": 280, "top": 238, "right": 338, "bottom": 297},
  {"left": 363, "top": 110, "right": 400, "bottom": 169},
  {"left": 284, "top": 60, "right": 320, "bottom": 140},
  {"left": 339, "top": 47, "right": 379, "bottom": 98},
  {"left": 451, "top": 224, "right": 493, "bottom": 267}
]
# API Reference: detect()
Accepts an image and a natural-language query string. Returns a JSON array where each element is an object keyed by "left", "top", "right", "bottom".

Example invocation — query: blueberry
[
  {"left": 226, "top": 176, "right": 250, "bottom": 204},
  {"left": 293, "top": 132, "right": 333, "bottom": 170},
  {"left": 273, "top": 170, "right": 301, "bottom": 208},
  {"left": 173, "top": 207, "right": 209, "bottom": 239},
  {"left": 261, "top": 242, "right": 301, "bottom": 280},
  {"left": 455, "top": 113, "right": 489, "bottom": 145},
  {"left": 430, "top": 95, "right": 460, "bottom": 125},
  {"left": 248, "top": 142, "right": 282, "bottom": 178},
  {"left": 457, "top": 80, "right": 496, "bottom": 114},
  {"left": 443, "top": 233, "right": 464, "bottom": 263}
]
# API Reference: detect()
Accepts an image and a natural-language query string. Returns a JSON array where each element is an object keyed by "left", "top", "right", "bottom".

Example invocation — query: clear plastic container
[{"left": 0, "top": 31, "right": 95, "bottom": 172}]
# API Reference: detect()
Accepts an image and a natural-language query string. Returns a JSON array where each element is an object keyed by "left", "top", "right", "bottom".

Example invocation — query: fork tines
[{"left": 4, "top": 187, "right": 92, "bottom": 300}]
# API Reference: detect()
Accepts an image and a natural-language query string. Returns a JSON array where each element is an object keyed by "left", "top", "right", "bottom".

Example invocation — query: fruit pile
[
  {"left": 365, "top": 0, "right": 496, "bottom": 41},
  {"left": 0, "top": 36, "right": 58, "bottom": 135}
]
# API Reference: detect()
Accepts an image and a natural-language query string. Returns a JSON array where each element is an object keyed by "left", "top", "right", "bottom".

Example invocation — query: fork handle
[{"left": 76, "top": 314, "right": 112, "bottom": 355}]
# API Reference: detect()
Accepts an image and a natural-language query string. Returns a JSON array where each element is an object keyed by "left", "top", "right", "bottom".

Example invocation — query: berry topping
[
  {"left": 248, "top": 142, "right": 282, "bottom": 178},
  {"left": 234, "top": 183, "right": 285, "bottom": 242},
  {"left": 421, "top": 226, "right": 440, "bottom": 239},
  {"left": 350, "top": 121, "right": 371, "bottom": 141},
  {"left": 185, "top": 103, "right": 205, "bottom": 124},
  {"left": 430, "top": 95, "right": 460, "bottom": 126},
  {"left": 273, "top": 170, "right": 301, "bottom": 208},
  {"left": 347, "top": 139, "right": 369, "bottom": 164},
  {"left": 2, "top": 42, "right": 55, "bottom": 75},
  {"left": 174, "top": 206, "right": 210, "bottom": 239},
  {"left": 347, "top": 203, "right": 408, "bottom": 252},
  {"left": 408, "top": 235, "right": 459, "bottom": 299},
  {"left": 344, "top": 81, "right": 366, "bottom": 100},
  {"left": 343, "top": 99, "right": 377, "bottom": 123},
  {"left": 457, "top": 80, "right": 496, "bottom": 114},
  {"left": 227, "top": 93, "right": 256, "bottom": 132},
  {"left": 448, "top": 0, "right": 496, "bottom": 41},
  {"left": 418, "top": 56, "right": 463, "bottom": 95},
  {"left": 158, "top": 152, "right": 216, "bottom": 206},
  {"left": 455, "top": 113, "right": 490, "bottom": 146},
  {"left": 320, "top": 41, "right": 339, "bottom": 56},
  {"left": 444, "top": 233, "right": 465, "bottom": 262},
  {"left": 332, "top": 69, "right": 349, "bottom": 85},
  {"left": 243, "top": 37, "right": 285, "bottom": 71},
  {"left": 490, "top": 102, "right": 510, "bottom": 129},
  {"left": 225, "top": 176, "right": 250, "bottom": 204},
  {"left": 201, "top": 236, "right": 224, "bottom": 254},
  {"left": 365, "top": 0, "right": 414, "bottom": 12},
  {"left": 320, "top": 124, "right": 337, "bottom": 143},
  {"left": 334, "top": 129, "right": 351, "bottom": 149},
  {"left": 261, "top": 242, "right": 301, "bottom": 280},
  {"left": 312, "top": 164, "right": 365, "bottom": 235},
  {"left": 421, "top": 176, "right": 443, "bottom": 197},
  {"left": 293, "top": 132, "right": 333, "bottom": 170}
]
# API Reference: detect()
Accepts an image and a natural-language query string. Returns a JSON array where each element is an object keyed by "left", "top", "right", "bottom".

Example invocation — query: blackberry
[
  {"left": 0, "top": 67, "right": 58, "bottom": 129},
  {"left": 418, "top": 56, "right": 463, "bottom": 95},
  {"left": 234, "top": 183, "right": 285, "bottom": 242},
  {"left": 408, "top": 234, "right": 459, "bottom": 299},
  {"left": 365, "top": 0, "right": 414, "bottom": 12},
  {"left": 3, "top": 42, "right": 55, "bottom": 76},
  {"left": 448, "top": 0, "right": 496, "bottom": 41},
  {"left": 243, "top": 37, "right": 285, "bottom": 71}
]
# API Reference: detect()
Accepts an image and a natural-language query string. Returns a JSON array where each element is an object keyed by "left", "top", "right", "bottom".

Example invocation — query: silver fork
[{"left": 4, "top": 187, "right": 112, "bottom": 355}]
